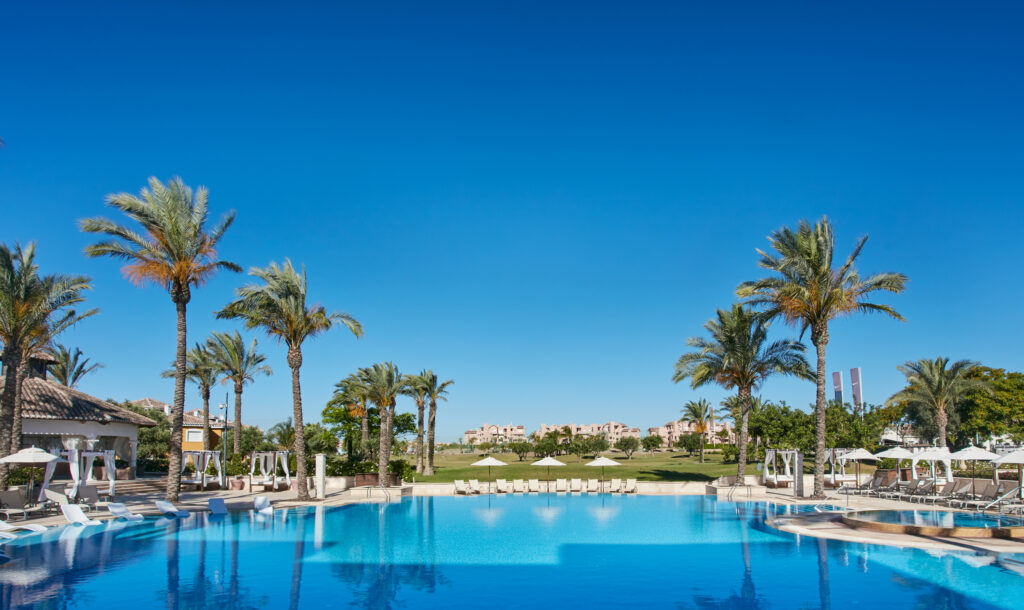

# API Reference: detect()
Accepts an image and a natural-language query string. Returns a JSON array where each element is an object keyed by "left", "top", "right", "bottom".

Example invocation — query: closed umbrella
[
  {"left": 0, "top": 447, "right": 59, "bottom": 504},
  {"left": 531, "top": 456, "right": 565, "bottom": 492},
  {"left": 992, "top": 449, "right": 1024, "bottom": 500},
  {"left": 585, "top": 456, "right": 621, "bottom": 492},
  {"left": 949, "top": 446, "right": 999, "bottom": 500},
  {"left": 471, "top": 456, "right": 507, "bottom": 493}
]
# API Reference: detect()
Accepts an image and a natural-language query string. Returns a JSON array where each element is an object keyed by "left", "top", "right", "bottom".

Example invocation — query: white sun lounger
[
  {"left": 495, "top": 479, "right": 510, "bottom": 493},
  {"left": 155, "top": 500, "right": 190, "bottom": 518},
  {"left": 469, "top": 479, "right": 483, "bottom": 494},
  {"left": 623, "top": 479, "right": 638, "bottom": 493},
  {"left": 0, "top": 519, "right": 46, "bottom": 534},
  {"left": 569, "top": 479, "right": 583, "bottom": 492},
  {"left": 107, "top": 503, "right": 144, "bottom": 521},
  {"left": 555, "top": 479, "right": 568, "bottom": 493},
  {"left": 607, "top": 478, "right": 622, "bottom": 493},
  {"left": 586, "top": 479, "right": 599, "bottom": 493},
  {"left": 513, "top": 479, "right": 526, "bottom": 493},
  {"left": 61, "top": 504, "right": 101, "bottom": 526},
  {"left": 254, "top": 496, "right": 274, "bottom": 515},
  {"left": 454, "top": 480, "right": 474, "bottom": 495},
  {"left": 208, "top": 498, "right": 228, "bottom": 515},
  {"left": 528, "top": 479, "right": 541, "bottom": 493}
]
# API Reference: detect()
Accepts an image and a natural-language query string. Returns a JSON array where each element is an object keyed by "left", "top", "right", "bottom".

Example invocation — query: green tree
[
  {"left": 673, "top": 304, "right": 812, "bottom": 481},
  {"left": 887, "top": 357, "right": 990, "bottom": 447},
  {"left": 958, "top": 367, "right": 1024, "bottom": 445},
  {"left": 508, "top": 441, "right": 533, "bottom": 461},
  {"left": 738, "top": 216, "right": 907, "bottom": 498},
  {"left": 332, "top": 373, "right": 371, "bottom": 454},
  {"left": 682, "top": 398, "right": 714, "bottom": 463},
  {"left": 303, "top": 422, "right": 340, "bottom": 455},
  {"left": 642, "top": 435, "right": 663, "bottom": 453},
  {"left": 676, "top": 433, "right": 701, "bottom": 456},
  {"left": 614, "top": 436, "right": 640, "bottom": 459},
  {"left": 161, "top": 343, "right": 221, "bottom": 451},
  {"left": 358, "top": 363, "right": 408, "bottom": 479},
  {"left": 206, "top": 330, "right": 272, "bottom": 454},
  {"left": 217, "top": 259, "right": 362, "bottom": 500},
  {"left": 49, "top": 344, "right": 104, "bottom": 389},
  {"left": 403, "top": 371, "right": 430, "bottom": 474},
  {"left": 533, "top": 437, "right": 558, "bottom": 457},
  {"left": 267, "top": 417, "right": 295, "bottom": 449},
  {"left": 81, "top": 177, "right": 238, "bottom": 501},
  {"left": 420, "top": 371, "right": 453, "bottom": 476},
  {"left": 123, "top": 401, "right": 172, "bottom": 461},
  {"left": 222, "top": 426, "right": 275, "bottom": 455}
]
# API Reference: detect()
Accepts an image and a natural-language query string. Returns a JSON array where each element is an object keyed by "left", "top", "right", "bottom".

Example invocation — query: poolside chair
[
  {"left": 468, "top": 479, "right": 483, "bottom": 494},
  {"left": 880, "top": 479, "right": 919, "bottom": 500},
  {"left": 77, "top": 485, "right": 101, "bottom": 511},
  {"left": 253, "top": 496, "right": 274, "bottom": 515},
  {"left": 949, "top": 481, "right": 997, "bottom": 509},
  {"left": 155, "top": 500, "right": 190, "bottom": 518},
  {"left": 107, "top": 502, "right": 144, "bottom": 521},
  {"left": 846, "top": 473, "right": 882, "bottom": 495},
  {"left": 0, "top": 519, "right": 46, "bottom": 534},
  {"left": 513, "top": 479, "right": 527, "bottom": 493},
  {"left": 454, "top": 480, "right": 472, "bottom": 495},
  {"left": 623, "top": 479, "right": 638, "bottom": 493},
  {"left": 569, "top": 479, "right": 583, "bottom": 493},
  {"left": 528, "top": 479, "right": 541, "bottom": 493},
  {"left": 555, "top": 479, "right": 568, "bottom": 493},
  {"left": 495, "top": 479, "right": 510, "bottom": 493},
  {"left": 587, "top": 479, "right": 599, "bottom": 493},
  {"left": 208, "top": 498, "right": 229, "bottom": 515},
  {"left": 607, "top": 478, "right": 622, "bottom": 493},
  {"left": 61, "top": 504, "right": 101, "bottom": 526},
  {"left": 898, "top": 479, "right": 934, "bottom": 502},
  {"left": 0, "top": 490, "right": 38, "bottom": 521},
  {"left": 913, "top": 481, "right": 956, "bottom": 504},
  {"left": 865, "top": 479, "right": 900, "bottom": 498}
]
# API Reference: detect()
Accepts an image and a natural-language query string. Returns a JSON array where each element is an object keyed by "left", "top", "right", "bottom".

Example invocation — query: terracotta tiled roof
[
  {"left": 1, "top": 376, "right": 156, "bottom": 427},
  {"left": 132, "top": 397, "right": 170, "bottom": 411},
  {"left": 183, "top": 412, "right": 230, "bottom": 428}
]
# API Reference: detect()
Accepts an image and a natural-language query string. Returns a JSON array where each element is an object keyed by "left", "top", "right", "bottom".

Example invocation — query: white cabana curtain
[
  {"left": 278, "top": 451, "right": 291, "bottom": 485},
  {"left": 181, "top": 450, "right": 223, "bottom": 487},
  {"left": 66, "top": 449, "right": 81, "bottom": 497},
  {"left": 37, "top": 459, "right": 64, "bottom": 502},
  {"left": 250, "top": 451, "right": 291, "bottom": 488}
]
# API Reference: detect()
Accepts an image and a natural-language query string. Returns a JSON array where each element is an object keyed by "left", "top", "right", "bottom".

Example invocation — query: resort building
[
  {"left": 1, "top": 352, "right": 156, "bottom": 478},
  {"left": 463, "top": 423, "right": 527, "bottom": 445},
  {"left": 537, "top": 422, "right": 642, "bottom": 443},
  {"left": 647, "top": 419, "right": 733, "bottom": 444},
  {"left": 133, "top": 398, "right": 232, "bottom": 451}
]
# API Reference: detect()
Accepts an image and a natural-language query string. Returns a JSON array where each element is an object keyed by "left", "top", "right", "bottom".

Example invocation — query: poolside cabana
[
  {"left": 249, "top": 451, "right": 291, "bottom": 491},
  {"left": 910, "top": 447, "right": 953, "bottom": 483},
  {"left": 181, "top": 450, "right": 224, "bottom": 490},
  {"left": 762, "top": 449, "right": 797, "bottom": 488},
  {"left": 36, "top": 449, "right": 117, "bottom": 500},
  {"left": 824, "top": 448, "right": 858, "bottom": 487}
]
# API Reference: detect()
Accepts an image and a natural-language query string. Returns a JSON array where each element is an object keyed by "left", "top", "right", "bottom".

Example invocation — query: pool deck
[{"left": 10, "top": 481, "right": 1024, "bottom": 555}]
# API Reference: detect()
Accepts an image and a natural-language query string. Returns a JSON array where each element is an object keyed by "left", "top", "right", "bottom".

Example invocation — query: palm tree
[
  {"left": 358, "top": 363, "right": 408, "bottom": 480},
  {"left": 887, "top": 357, "right": 990, "bottom": 447},
  {"left": 673, "top": 304, "right": 812, "bottom": 480},
  {"left": 217, "top": 260, "right": 362, "bottom": 501},
  {"left": 0, "top": 243, "right": 96, "bottom": 475},
  {"left": 737, "top": 216, "right": 907, "bottom": 498},
  {"left": 682, "top": 399, "right": 713, "bottom": 463},
  {"left": 420, "top": 371, "right": 453, "bottom": 476},
  {"left": 268, "top": 417, "right": 296, "bottom": 449},
  {"left": 334, "top": 372, "right": 371, "bottom": 454},
  {"left": 403, "top": 371, "right": 430, "bottom": 473},
  {"left": 206, "top": 330, "right": 272, "bottom": 455},
  {"left": 49, "top": 344, "right": 104, "bottom": 389},
  {"left": 162, "top": 343, "right": 221, "bottom": 450},
  {"left": 80, "top": 177, "right": 238, "bottom": 501}
]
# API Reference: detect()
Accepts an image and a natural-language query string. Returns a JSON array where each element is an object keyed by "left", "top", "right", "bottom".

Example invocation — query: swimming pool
[
  {"left": 852, "top": 510, "right": 1024, "bottom": 529},
  {"left": 0, "top": 494, "right": 1022, "bottom": 609}
]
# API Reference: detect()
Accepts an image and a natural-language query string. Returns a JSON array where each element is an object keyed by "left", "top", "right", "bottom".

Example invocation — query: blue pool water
[
  {"left": 852, "top": 510, "right": 1024, "bottom": 529},
  {"left": 0, "top": 494, "right": 1022, "bottom": 609}
]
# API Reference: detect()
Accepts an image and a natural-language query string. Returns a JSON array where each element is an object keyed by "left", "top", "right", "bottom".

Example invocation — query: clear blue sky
[{"left": 2, "top": 2, "right": 1023, "bottom": 441}]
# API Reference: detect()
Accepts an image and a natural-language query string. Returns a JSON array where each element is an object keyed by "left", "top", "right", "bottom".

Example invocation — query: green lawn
[{"left": 407, "top": 451, "right": 737, "bottom": 483}]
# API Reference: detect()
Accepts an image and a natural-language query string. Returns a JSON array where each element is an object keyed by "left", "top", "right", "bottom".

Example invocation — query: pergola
[
  {"left": 249, "top": 451, "right": 291, "bottom": 491},
  {"left": 181, "top": 450, "right": 224, "bottom": 490}
]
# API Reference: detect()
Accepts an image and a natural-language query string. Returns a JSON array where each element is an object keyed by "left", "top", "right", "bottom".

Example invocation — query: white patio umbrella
[
  {"left": 992, "top": 449, "right": 1024, "bottom": 500},
  {"left": 471, "top": 456, "right": 507, "bottom": 493},
  {"left": 531, "top": 456, "right": 565, "bottom": 491},
  {"left": 913, "top": 447, "right": 952, "bottom": 483},
  {"left": 837, "top": 448, "right": 877, "bottom": 490},
  {"left": 874, "top": 446, "right": 915, "bottom": 481},
  {"left": 949, "top": 446, "right": 999, "bottom": 500},
  {"left": 585, "top": 456, "right": 621, "bottom": 491},
  {"left": 0, "top": 447, "right": 58, "bottom": 503}
]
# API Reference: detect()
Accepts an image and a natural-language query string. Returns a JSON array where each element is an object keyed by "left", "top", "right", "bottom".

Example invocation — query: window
[{"left": 185, "top": 430, "right": 203, "bottom": 443}]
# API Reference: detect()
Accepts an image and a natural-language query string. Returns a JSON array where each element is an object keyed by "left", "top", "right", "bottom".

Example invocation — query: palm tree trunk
[
  {"left": 936, "top": 405, "right": 948, "bottom": 448},
  {"left": 415, "top": 399, "right": 425, "bottom": 474},
  {"left": 424, "top": 398, "right": 437, "bottom": 476},
  {"left": 288, "top": 347, "right": 310, "bottom": 501},
  {"left": 166, "top": 298, "right": 187, "bottom": 502},
  {"left": 202, "top": 388, "right": 211, "bottom": 451},
  {"left": 812, "top": 327, "right": 829, "bottom": 499},
  {"left": 699, "top": 427, "right": 705, "bottom": 464},
  {"left": 233, "top": 381, "right": 243, "bottom": 455},
  {"left": 9, "top": 360, "right": 28, "bottom": 455},
  {"left": 0, "top": 347, "right": 22, "bottom": 487},
  {"left": 737, "top": 386, "right": 751, "bottom": 480},
  {"left": 359, "top": 402, "right": 369, "bottom": 454},
  {"left": 377, "top": 403, "right": 391, "bottom": 482}
]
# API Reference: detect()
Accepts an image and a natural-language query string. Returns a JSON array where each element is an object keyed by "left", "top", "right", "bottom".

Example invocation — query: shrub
[{"left": 721, "top": 445, "right": 739, "bottom": 463}]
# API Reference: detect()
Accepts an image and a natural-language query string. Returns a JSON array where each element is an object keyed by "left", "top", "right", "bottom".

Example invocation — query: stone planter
[{"left": 354, "top": 472, "right": 399, "bottom": 487}]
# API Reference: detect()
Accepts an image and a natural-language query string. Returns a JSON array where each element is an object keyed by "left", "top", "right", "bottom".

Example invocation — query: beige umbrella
[
  {"left": 586, "top": 456, "right": 621, "bottom": 491},
  {"left": 0, "top": 447, "right": 59, "bottom": 504},
  {"left": 471, "top": 456, "right": 507, "bottom": 493},
  {"left": 992, "top": 449, "right": 1024, "bottom": 500},
  {"left": 874, "top": 446, "right": 915, "bottom": 481},
  {"left": 837, "top": 448, "right": 877, "bottom": 492},
  {"left": 531, "top": 456, "right": 565, "bottom": 491},
  {"left": 950, "top": 446, "right": 999, "bottom": 500}
]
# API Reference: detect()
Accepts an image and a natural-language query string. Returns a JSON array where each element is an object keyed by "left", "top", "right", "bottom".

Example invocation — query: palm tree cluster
[
  {"left": 676, "top": 216, "right": 908, "bottom": 498},
  {"left": 332, "top": 367, "right": 452, "bottom": 479}
]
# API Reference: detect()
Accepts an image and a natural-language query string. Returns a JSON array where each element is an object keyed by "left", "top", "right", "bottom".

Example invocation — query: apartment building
[
  {"left": 647, "top": 419, "right": 733, "bottom": 444},
  {"left": 463, "top": 423, "right": 527, "bottom": 445},
  {"left": 537, "top": 422, "right": 642, "bottom": 443}
]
